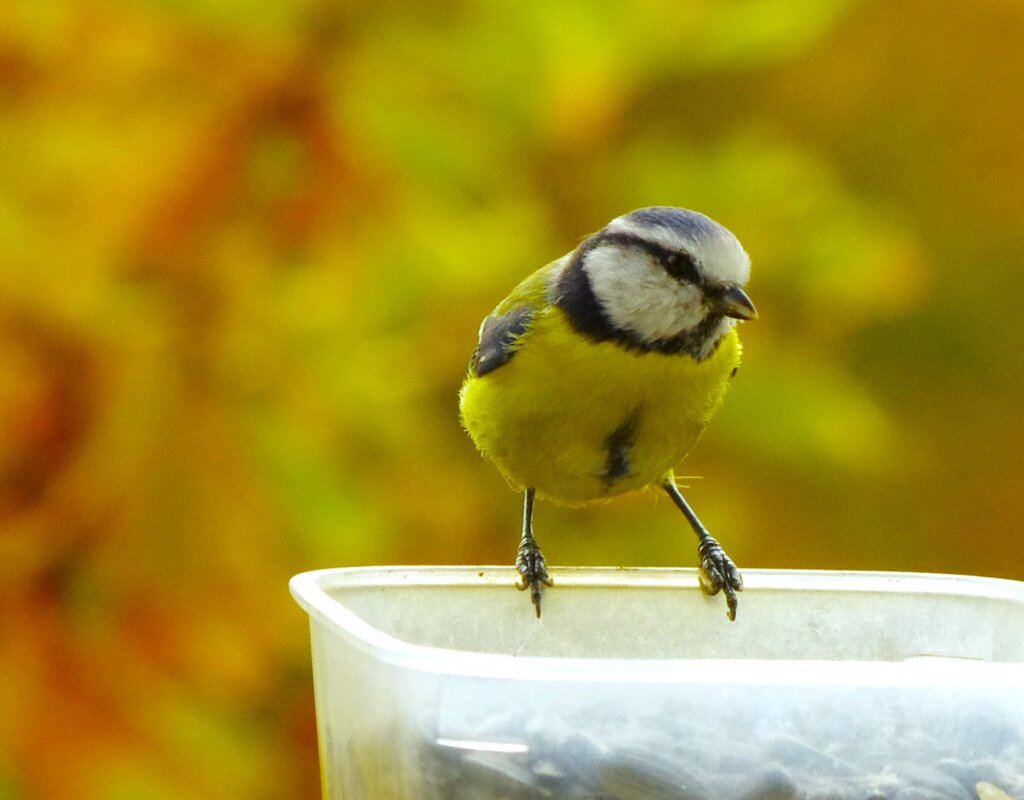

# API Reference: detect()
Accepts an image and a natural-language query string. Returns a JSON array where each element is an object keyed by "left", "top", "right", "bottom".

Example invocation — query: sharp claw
[
  {"left": 698, "top": 569, "right": 721, "bottom": 596},
  {"left": 531, "top": 583, "right": 542, "bottom": 618},
  {"left": 723, "top": 583, "right": 738, "bottom": 621},
  {"left": 516, "top": 540, "right": 552, "bottom": 618},
  {"left": 516, "top": 575, "right": 551, "bottom": 617},
  {"left": 697, "top": 535, "right": 742, "bottom": 621}
]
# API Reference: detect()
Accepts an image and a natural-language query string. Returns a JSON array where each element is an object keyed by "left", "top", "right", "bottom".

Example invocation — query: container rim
[{"left": 290, "top": 566, "right": 1024, "bottom": 687}]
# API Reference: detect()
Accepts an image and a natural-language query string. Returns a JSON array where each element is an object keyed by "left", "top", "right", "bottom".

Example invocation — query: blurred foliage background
[{"left": 1, "top": 0, "right": 1023, "bottom": 796}]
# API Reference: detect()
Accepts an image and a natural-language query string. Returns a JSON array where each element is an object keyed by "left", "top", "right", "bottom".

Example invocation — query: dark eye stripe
[
  {"left": 591, "top": 231, "right": 702, "bottom": 285},
  {"left": 660, "top": 250, "right": 701, "bottom": 284}
]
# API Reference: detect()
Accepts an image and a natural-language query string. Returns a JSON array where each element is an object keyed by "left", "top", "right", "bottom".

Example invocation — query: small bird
[{"left": 459, "top": 207, "right": 756, "bottom": 620}]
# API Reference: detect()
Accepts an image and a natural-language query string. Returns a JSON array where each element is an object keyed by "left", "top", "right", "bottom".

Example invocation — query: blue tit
[{"left": 459, "top": 207, "right": 756, "bottom": 620}]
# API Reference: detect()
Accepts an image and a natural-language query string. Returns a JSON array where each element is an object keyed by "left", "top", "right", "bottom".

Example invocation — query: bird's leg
[
  {"left": 663, "top": 476, "right": 743, "bottom": 621},
  {"left": 514, "top": 488, "right": 552, "bottom": 618}
]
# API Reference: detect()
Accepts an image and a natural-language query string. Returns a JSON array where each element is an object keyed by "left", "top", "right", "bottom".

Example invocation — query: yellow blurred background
[{"left": 2, "top": 0, "right": 1023, "bottom": 796}]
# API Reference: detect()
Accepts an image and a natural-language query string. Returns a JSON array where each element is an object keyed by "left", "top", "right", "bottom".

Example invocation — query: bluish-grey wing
[{"left": 470, "top": 306, "right": 533, "bottom": 377}]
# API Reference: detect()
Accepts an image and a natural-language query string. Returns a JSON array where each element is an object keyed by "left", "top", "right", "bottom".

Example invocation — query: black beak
[{"left": 713, "top": 285, "right": 758, "bottom": 321}]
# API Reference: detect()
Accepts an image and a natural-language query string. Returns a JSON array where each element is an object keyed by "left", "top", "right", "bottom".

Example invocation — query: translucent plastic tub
[{"left": 289, "top": 567, "right": 1024, "bottom": 799}]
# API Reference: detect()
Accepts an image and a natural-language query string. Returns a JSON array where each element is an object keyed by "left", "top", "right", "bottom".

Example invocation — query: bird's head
[{"left": 553, "top": 207, "right": 756, "bottom": 360}]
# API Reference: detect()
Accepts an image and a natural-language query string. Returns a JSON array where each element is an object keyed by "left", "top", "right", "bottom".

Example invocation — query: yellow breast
[{"left": 459, "top": 306, "right": 741, "bottom": 504}]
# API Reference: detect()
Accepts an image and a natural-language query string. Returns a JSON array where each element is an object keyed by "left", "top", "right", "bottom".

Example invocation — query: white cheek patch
[{"left": 584, "top": 247, "right": 707, "bottom": 342}]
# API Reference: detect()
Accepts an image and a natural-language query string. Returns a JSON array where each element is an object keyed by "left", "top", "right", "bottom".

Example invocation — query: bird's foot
[
  {"left": 515, "top": 536, "right": 553, "bottom": 618},
  {"left": 697, "top": 535, "right": 743, "bottom": 621}
]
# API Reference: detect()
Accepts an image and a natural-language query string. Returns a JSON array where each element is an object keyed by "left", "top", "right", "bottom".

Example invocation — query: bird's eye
[{"left": 661, "top": 251, "right": 700, "bottom": 283}]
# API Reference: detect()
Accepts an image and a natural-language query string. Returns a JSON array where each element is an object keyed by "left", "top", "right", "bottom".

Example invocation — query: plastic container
[{"left": 290, "top": 567, "right": 1024, "bottom": 799}]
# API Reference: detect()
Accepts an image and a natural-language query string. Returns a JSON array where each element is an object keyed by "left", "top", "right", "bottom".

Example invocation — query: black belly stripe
[{"left": 602, "top": 410, "right": 640, "bottom": 487}]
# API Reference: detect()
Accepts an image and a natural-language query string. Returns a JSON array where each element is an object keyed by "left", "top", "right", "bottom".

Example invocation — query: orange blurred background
[{"left": 2, "top": 0, "right": 1023, "bottom": 796}]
